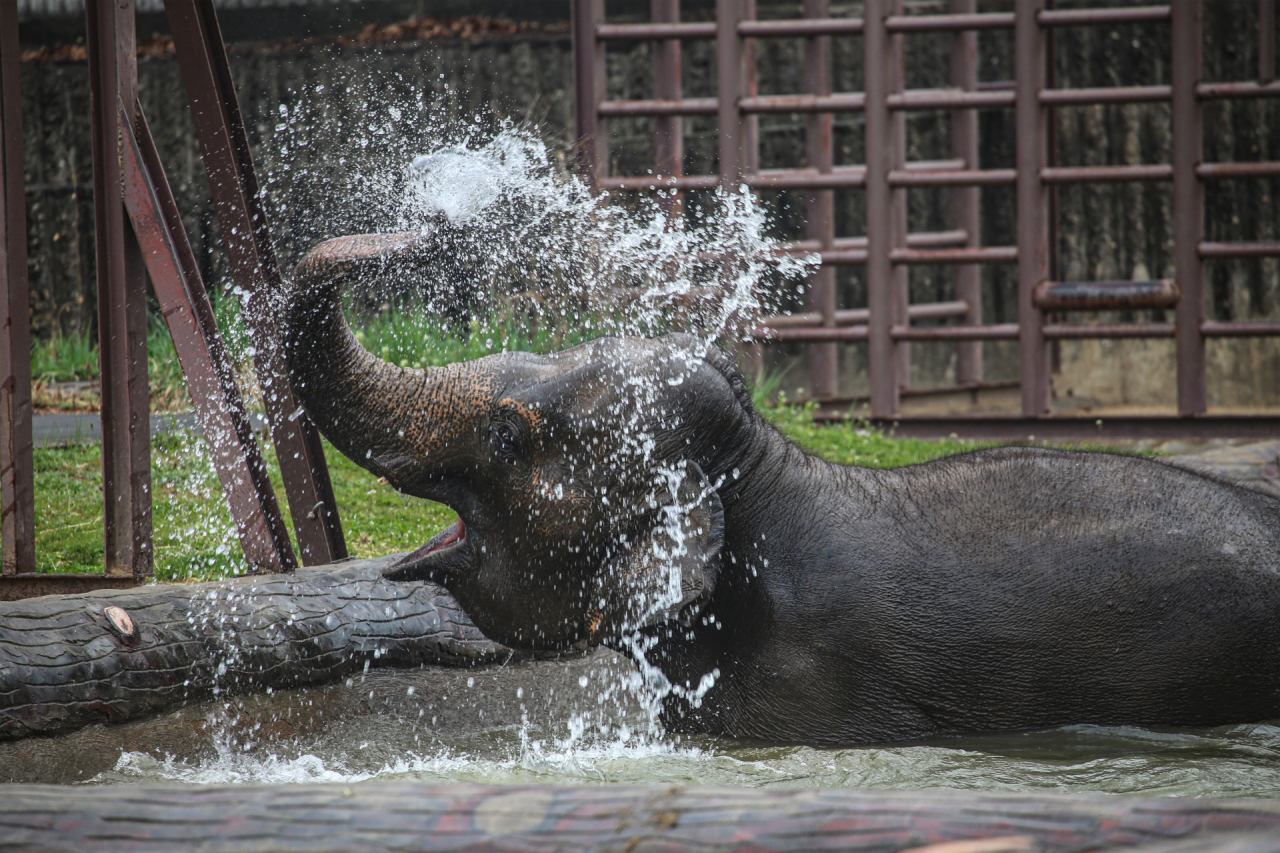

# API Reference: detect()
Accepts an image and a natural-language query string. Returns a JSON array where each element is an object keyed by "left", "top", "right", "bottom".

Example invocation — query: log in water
[
  {"left": 1, "top": 781, "right": 1279, "bottom": 853},
  {"left": 0, "top": 555, "right": 510, "bottom": 741}
]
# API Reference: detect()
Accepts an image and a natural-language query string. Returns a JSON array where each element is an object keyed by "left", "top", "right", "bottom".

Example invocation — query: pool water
[{"left": 5, "top": 650, "right": 1279, "bottom": 797}]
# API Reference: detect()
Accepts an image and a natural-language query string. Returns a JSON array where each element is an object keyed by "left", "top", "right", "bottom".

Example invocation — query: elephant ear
[{"left": 597, "top": 461, "right": 724, "bottom": 637}]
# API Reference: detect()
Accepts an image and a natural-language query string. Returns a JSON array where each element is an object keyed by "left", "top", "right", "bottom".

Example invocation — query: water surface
[{"left": 5, "top": 651, "right": 1274, "bottom": 797}]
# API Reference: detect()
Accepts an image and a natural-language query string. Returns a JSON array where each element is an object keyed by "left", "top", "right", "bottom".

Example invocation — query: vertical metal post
[
  {"left": 864, "top": 0, "right": 899, "bottom": 416},
  {"left": 890, "top": 0, "right": 910, "bottom": 390},
  {"left": 166, "top": 0, "right": 344, "bottom": 567},
  {"left": 950, "top": 0, "right": 982, "bottom": 385},
  {"left": 1261, "top": 0, "right": 1276, "bottom": 84},
  {"left": 1014, "top": 0, "right": 1050, "bottom": 417},
  {"left": 805, "top": 0, "right": 837, "bottom": 400},
  {"left": 1173, "top": 0, "right": 1206, "bottom": 416},
  {"left": 653, "top": 0, "right": 683, "bottom": 220},
  {"left": 574, "top": 0, "right": 607, "bottom": 189},
  {"left": 88, "top": 0, "right": 153, "bottom": 578},
  {"left": 743, "top": 0, "right": 759, "bottom": 176},
  {"left": 0, "top": 0, "right": 35, "bottom": 576},
  {"left": 717, "top": 0, "right": 747, "bottom": 187}
]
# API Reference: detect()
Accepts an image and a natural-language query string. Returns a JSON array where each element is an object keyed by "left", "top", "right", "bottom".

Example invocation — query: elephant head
[{"left": 285, "top": 234, "right": 758, "bottom": 651}]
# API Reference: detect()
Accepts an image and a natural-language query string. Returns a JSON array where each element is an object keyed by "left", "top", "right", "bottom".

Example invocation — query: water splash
[{"left": 394, "top": 128, "right": 812, "bottom": 345}]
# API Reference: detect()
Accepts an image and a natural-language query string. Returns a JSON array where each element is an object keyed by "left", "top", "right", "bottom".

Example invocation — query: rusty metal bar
[
  {"left": 88, "top": 0, "right": 152, "bottom": 579},
  {"left": 597, "top": 21, "right": 716, "bottom": 40},
  {"left": 1015, "top": 0, "right": 1050, "bottom": 417},
  {"left": 717, "top": 0, "right": 747, "bottom": 187},
  {"left": 1262, "top": 0, "right": 1276, "bottom": 83},
  {"left": 787, "top": 230, "right": 969, "bottom": 252},
  {"left": 753, "top": 326, "right": 869, "bottom": 343},
  {"left": 815, "top": 249, "right": 870, "bottom": 264},
  {"left": 1201, "top": 320, "right": 1280, "bottom": 336},
  {"left": 599, "top": 98, "right": 717, "bottom": 116},
  {"left": 1042, "top": 323, "right": 1176, "bottom": 339},
  {"left": 1196, "top": 80, "right": 1280, "bottom": 99},
  {"left": 1037, "top": 6, "right": 1171, "bottom": 26},
  {"left": 802, "top": 0, "right": 837, "bottom": 399},
  {"left": 0, "top": 574, "right": 140, "bottom": 602},
  {"left": 890, "top": 0, "right": 910, "bottom": 402},
  {"left": 166, "top": 0, "right": 344, "bottom": 566},
  {"left": 885, "top": 12, "right": 1014, "bottom": 32},
  {"left": 599, "top": 175, "right": 719, "bottom": 191},
  {"left": 889, "top": 168, "right": 1017, "bottom": 186},
  {"left": 742, "top": 0, "right": 759, "bottom": 177},
  {"left": 738, "top": 17, "right": 864, "bottom": 37},
  {"left": 905, "top": 159, "right": 968, "bottom": 171},
  {"left": 1039, "top": 85, "right": 1171, "bottom": 105},
  {"left": 892, "top": 246, "right": 1019, "bottom": 264},
  {"left": 1172, "top": 0, "right": 1206, "bottom": 417},
  {"left": 747, "top": 167, "right": 866, "bottom": 189},
  {"left": 951, "top": 0, "right": 983, "bottom": 386},
  {"left": 764, "top": 300, "right": 970, "bottom": 328},
  {"left": 834, "top": 414, "right": 1280, "bottom": 441},
  {"left": 0, "top": 0, "right": 34, "bottom": 578},
  {"left": 1199, "top": 241, "right": 1280, "bottom": 258},
  {"left": 652, "top": 0, "right": 683, "bottom": 222},
  {"left": 739, "top": 93, "right": 866, "bottom": 113},
  {"left": 1034, "top": 279, "right": 1180, "bottom": 311},
  {"left": 1041, "top": 164, "right": 1172, "bottom": 183},
  {"left": 1196, "top": 161, "right": 1280, "bottom": 179},
  {"left": 887, "top": 89, "right": 1015, "bottom": 110},
  {"left": 575, "top": 0, "right": 607, "bottom": 189},
  {"left": 865, "top": 0, "right": 897, "bottom": 416},
  {"left": 121, "top": 107, "right": 295, "bottom": 573},
  {"left": 891, "top": 324, "right": 1021, "bottom": 341}
]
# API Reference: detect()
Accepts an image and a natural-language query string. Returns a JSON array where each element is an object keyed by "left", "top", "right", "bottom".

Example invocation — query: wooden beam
[{"left": 0, "top": 782, "right": 1279, "bottom": 852}]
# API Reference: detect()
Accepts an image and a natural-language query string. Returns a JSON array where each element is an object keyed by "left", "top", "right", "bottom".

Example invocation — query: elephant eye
[{"left": 490, "top": 423, "right": 519, "bottom": 462}]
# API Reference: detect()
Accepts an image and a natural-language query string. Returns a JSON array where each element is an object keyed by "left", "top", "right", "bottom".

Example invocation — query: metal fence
[
  {"left": 1, "top": 0, "right": 344, "bottom": 597},
  {"left": 573, "top": 0, "right": 1280, "bottom": 439}
]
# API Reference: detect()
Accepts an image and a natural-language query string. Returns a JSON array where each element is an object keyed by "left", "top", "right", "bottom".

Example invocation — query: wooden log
[
  {"left": 0, "top": 555, "right": 510, "bottom": 741},
  {"left": 0, "top": 782, "right": 1279, "bottom": 852}
]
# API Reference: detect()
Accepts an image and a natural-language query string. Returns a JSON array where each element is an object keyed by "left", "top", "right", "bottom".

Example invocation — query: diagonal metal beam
[
  {"left": 163, "top": 0, "right": 345, "bottom": 566},
  {"left": 121, "top": 101, "right": 295, "bottom": 573}
]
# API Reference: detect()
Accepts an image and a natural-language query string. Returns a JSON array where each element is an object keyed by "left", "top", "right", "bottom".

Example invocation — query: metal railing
[
  {"left": 573, "top": 0, "right": 1280, "bottom": 437},
  {"left": 0, "top": 0, "right": 346, "bottom": 598}
]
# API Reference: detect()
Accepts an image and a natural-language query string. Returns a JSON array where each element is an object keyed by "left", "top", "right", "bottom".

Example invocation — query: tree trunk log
[
  {"left": 0, "top": 555, "right": 510, "bottom": 741},
  {"left": 0, "top": 782, "right": 1279, "bottom": 853}
]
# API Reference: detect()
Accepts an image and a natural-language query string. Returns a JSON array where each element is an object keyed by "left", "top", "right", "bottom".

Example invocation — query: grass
[{"left": 34, "top": 430, "right": 458, "bottom": 580}]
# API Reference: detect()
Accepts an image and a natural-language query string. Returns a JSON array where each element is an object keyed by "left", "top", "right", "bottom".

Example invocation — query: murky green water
[
  {"left": 5, "top": 651, "right": 1279, "bottom": 797},
  {"left": 92, "top": 718, "right": 1280, "bottom": 799}
]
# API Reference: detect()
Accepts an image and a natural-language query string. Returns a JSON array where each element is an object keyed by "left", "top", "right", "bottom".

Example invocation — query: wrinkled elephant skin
[{"left": 285, "top": 234, "right": 1280, "bottom": 746}]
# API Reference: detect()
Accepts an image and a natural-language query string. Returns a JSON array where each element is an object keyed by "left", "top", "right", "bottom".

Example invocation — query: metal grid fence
[{"left": 573, "top": 0, "right": 1280, "bottom": 435}]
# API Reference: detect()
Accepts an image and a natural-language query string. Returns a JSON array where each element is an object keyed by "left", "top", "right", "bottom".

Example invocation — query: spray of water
[{"left": 394, "top": 128, "right": 811, "bottom": 346}]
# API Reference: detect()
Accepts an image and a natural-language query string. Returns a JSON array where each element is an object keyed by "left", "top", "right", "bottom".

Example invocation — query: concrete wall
[{"left": 16, "top": 0, "right": 1280, "bottom": 407}]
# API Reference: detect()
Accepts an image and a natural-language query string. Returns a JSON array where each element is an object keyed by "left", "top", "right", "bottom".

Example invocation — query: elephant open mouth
[{"left": 384, "top": 515, "right": 475, "bottom": 582}]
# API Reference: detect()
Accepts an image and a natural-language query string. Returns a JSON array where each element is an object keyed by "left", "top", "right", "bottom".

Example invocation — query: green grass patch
[
  {"left": 761, "top": 402, "right": 982, "bottom": 468},
  {"left": 34, "top": 430, "right": 458, "bottom": 581}
]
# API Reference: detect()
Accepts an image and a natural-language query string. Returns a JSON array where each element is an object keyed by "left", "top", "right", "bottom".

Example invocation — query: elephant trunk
[{"left": 285, "top": 234, "right": 455, "bottom": 489}]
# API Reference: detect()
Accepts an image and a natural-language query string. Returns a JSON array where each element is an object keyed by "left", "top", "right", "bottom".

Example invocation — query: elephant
[{"left": 285, "top": 233, "right": 1280, "bottom": 747}]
